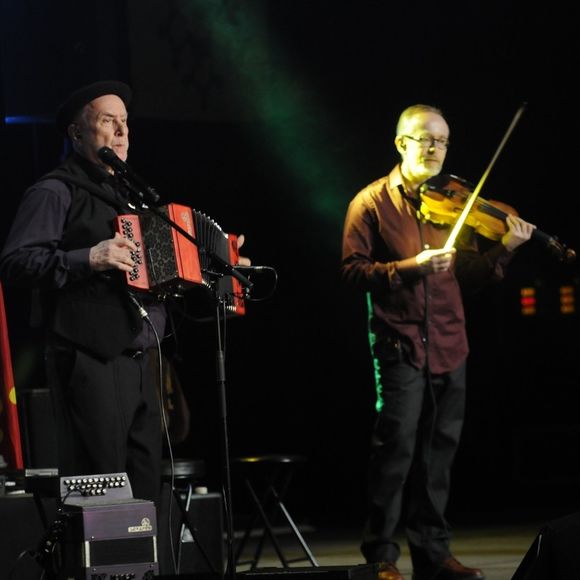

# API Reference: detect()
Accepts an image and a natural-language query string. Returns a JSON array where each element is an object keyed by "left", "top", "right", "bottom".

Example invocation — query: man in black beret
[
  {"left": 56, "top": 80, "right": 132, "bottom": 135},
  {"left": 0, "top": 80, "right": 166, "bottom": 504}
]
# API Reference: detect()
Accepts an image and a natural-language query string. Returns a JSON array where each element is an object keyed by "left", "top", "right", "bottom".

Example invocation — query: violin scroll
[{"left": 536, "top": 232, "right": 576, "bottom": 263}]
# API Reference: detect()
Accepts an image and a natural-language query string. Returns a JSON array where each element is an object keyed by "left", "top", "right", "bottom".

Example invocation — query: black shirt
[{"left": 0, "top": 154, "right": 166, "bottom": 352}]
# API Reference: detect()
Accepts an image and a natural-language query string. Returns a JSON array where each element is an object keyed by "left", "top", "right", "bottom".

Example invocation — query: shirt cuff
[
  {"left": 387, "top": 262, "right": 404, "bottom": 289},
  {"left": 66, "top": 247, "right": 93, "bottom": 278}
]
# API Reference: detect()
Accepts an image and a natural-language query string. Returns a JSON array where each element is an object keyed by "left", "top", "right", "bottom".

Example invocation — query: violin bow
[{"left": 443, "top": 103, "right": 527, "bottom": 251}]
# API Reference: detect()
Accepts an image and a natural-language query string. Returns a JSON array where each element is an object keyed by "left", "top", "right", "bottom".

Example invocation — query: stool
[
  {"left": 160, "top": 458, "right": 218, "bottom": 574},
  {"left": 233, "top": 454, "right": 318, "bottom": 569},
  {"left": 162, "top": 458, "right": 206, "bottom": 487}
]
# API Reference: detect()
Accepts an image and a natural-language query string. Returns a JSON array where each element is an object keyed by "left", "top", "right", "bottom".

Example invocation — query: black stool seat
[
  {"left": 161, "top": 458, "right": 206, "bottom": 482},
  {"left": 233, "top": 453, "right": 318, "bottom": 570}
]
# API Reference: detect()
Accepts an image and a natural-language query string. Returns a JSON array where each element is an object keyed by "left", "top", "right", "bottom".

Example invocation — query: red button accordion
[{"left": 116, "top": 203, "right": 246, "bottom": 316}]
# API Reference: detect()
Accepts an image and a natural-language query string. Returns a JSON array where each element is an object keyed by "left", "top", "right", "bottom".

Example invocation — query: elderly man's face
[{"left": 69, "top": 94, "right": 129, "bottom": 171}]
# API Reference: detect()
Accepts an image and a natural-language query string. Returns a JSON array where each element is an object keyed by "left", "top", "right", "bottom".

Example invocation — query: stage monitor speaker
[
  {"left": 512, "top": 511, "right": 580, "bottom": 579},
  {"left": 158, "top": 487, "right": 224, "bottom": 576},
  {"left": 158, "top": 564, "right": 379, "bottom": 580},
  {"left": 239, "top": 565, "right": 379, "bottom": 580},
  {"left": 180, "top": 492, "right": 224, "bottom": 574}
]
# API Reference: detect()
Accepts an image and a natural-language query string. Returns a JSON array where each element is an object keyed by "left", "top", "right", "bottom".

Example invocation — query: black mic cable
[{"left": 128, "top": 292, "right": 150, "bottom": 320}]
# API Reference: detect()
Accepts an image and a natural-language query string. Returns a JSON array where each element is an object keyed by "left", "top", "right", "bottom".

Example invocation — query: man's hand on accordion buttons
[
  {"left": 89, "top": 232, "right": 138, "bottom": 272},
  {"left": 237, "top": 234, "right": 252, "bottom": 266}
]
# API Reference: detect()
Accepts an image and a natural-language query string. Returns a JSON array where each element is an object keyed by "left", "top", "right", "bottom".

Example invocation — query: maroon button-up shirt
[{"left": 341, "top": 165, "right": 513, "bottom": 374}]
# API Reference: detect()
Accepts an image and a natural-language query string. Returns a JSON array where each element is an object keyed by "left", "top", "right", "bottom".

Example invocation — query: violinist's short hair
[{"left": 396, "top": 104, "right": 444, "bottom": 135}]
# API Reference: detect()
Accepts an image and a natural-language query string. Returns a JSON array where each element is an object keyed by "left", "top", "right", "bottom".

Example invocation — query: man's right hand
[
  {"left": 416, "top": 247, "right": 456, "bottom": 274},
  {"left": 396, "top": 247, "right": 456, "bottom": 276},
  {"left": 89, "top": 232, "right": 138, "bottom": 272}
]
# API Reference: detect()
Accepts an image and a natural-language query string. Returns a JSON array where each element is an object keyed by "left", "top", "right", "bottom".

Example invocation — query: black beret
[{"left": 56, "top": 80, "right": 132, "bottom": 135}]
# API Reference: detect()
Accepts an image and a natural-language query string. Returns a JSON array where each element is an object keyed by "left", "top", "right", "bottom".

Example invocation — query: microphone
[{"left": 98, "top": 146, "right": 160, "bottom": 205}]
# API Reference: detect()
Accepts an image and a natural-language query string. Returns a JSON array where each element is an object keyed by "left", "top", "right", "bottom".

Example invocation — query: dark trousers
[
  {"left": 46, "top": 343, "right": 163, "bottom": 505},
  {"left": 361, "top": 358, "right": 466, "bottom": 570}
]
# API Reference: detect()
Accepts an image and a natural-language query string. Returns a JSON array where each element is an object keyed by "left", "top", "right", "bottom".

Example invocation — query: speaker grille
[{"left": 89, "top": 536, "right": 155, "bottom": 566}]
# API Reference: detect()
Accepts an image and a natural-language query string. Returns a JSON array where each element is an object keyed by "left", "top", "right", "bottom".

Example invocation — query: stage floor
[
  {"left": 0, "top": 492, "right": 556, "bottom": 579},
  {"left": 233, "top": 522, "right": 543, "bottom": 580}
]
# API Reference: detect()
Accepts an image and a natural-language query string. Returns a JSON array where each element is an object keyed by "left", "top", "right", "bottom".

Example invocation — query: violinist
[{"left": 340, "top": 104, "right": 535, "bottom": 580}]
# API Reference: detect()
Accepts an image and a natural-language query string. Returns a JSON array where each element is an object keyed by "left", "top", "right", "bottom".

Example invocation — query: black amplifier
[{"left": 56, "top": 498, "right": 158, "bottom": 579}]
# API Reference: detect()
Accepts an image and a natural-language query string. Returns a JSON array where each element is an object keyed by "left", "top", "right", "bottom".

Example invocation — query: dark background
[{"left": 1, "top": 0, "right": 579, "bottom": 530}]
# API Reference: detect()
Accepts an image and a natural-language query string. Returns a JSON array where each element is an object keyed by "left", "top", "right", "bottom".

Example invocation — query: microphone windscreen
[{"left": 97, "top": 146, "right": 117, "bottom": 164}]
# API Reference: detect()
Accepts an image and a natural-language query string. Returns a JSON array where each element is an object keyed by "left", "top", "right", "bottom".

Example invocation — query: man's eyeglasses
[{"left": 402, "top": 135, "right": 450, "bottom": 150}]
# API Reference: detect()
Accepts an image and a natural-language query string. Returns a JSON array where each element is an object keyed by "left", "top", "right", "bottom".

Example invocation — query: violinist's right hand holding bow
[
  {"left": 501, "top": 215, "right": 536, "bottom": 252},
  {"left": 396, "top": 247, "right": 456, "bottom": 277}
]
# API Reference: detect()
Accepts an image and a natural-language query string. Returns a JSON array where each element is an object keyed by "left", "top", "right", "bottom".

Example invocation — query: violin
[{"left": 419, "top": 174, "right": 576, "bottom": 263}]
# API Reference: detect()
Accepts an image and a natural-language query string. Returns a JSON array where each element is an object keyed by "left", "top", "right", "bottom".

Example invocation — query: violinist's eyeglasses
[{"left": 402, "top": 135, "right": 450, "bottom": 150}]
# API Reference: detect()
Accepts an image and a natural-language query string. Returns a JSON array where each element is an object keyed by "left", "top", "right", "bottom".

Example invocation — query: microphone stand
[{"left": 117, "top": 172, "right": 249, "bottom": 580}]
